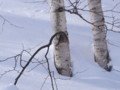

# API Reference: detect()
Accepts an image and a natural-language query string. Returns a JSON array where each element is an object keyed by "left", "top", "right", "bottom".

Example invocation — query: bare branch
[
  {"left": 0, "top": 69, "right": 19, "bottom": 78},
  {"left": 65, "top": 0, "right": 120, "bottom": 33},
  {"left": 64, "top": 9, "right": 93, "bottom": 25},
  {"left": 0, "top": 14, "right": 23, "bottom": 31},
  {"left": 40, "top": 75, "right": 49, "bottom": 90},
  {"left": 14, "top": 31, "right": 68, "bottom": 88}
]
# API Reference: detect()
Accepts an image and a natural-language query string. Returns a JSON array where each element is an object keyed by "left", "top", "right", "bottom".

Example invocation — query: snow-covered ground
[{"left": 0, "top": 0, "right": 120, "bottom": 90}]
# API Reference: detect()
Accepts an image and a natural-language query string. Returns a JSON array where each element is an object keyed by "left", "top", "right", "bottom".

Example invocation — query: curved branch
[{"left": 14, "top": 31, "right": 68, "bottom": 85}]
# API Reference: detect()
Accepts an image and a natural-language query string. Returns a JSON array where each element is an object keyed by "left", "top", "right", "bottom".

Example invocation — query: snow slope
[{"left": 0, "top": 0, "right": 120, "bottom": 90}]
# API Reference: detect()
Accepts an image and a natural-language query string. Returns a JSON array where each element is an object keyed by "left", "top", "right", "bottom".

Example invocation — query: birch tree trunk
[
  {"left": 88, "top": 0, "right": 111, "bottom": 71},
  {"left": 49, "top": 0, "right": 72, "bottom": 76}
]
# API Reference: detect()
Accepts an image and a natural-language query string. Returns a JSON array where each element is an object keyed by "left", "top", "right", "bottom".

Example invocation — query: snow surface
[
  {"left": 0, "top": 0, "right": 120, "bottom": 90},
  {"left": 1, "top": 84, "right": 18, "bottom": 90}
]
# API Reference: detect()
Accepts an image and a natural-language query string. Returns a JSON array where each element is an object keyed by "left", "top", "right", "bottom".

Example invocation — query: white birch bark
[
  {"left": 49, "top": 0, "right": 72, "bottom": 76},
  {"left": 88, "top": 0, "right": 111, "bottom": 70}
]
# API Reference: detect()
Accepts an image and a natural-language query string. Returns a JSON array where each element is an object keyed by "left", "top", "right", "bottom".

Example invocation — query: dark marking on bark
[
  {"left": 65, "top": 60, "right": 68, "bottom": 61},
  {"left": 102, "top": 17, "right": 105, "bottom": 21},
  {"left": 56, "top": 67, "right": 63, "bottom": 74},
  {"left": 94, "top": 49, "right": 112, "bottom": 71},
  {"left": 59, "top": 34, "right": 68, "bottom": 42},
  {"left": 94, "top": 54, "right": 97, "bottom": 62},
  {"left": 104, "top": 65, "right": 112, "bottom": 72},
  {"left": 106, "top": 50, "right": 111, "bottom": 63},
  {"left": 56, "top": 7, "right": 64, "bottom": 12},
  {"left": 55, "top": 32, "right": 68, "bottom": 46},
  {"left": 54, "top": 55, "right": 72, "bottom": 77},
  {"left": 90, "top": 7, "right": 96, "bottom": 13},
  {"left": 55, "top": 67, "right": 72, "bottom": 77}
]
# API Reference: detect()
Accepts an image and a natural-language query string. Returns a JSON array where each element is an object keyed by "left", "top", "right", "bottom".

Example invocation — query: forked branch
[{"left": 14, "top": 31, "right": 68, "bottom": 90}]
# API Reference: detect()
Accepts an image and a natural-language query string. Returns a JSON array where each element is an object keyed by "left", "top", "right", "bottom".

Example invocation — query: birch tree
[
  {"left": 88, "top": 0, "right": 111, "bottom": 71},
  {"left": 49, "top": 0, "right": 72, "bottom": 76}
]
